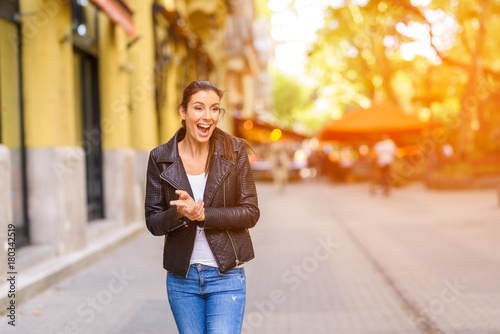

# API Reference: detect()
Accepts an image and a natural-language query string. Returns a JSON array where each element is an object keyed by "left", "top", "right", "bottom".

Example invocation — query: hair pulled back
[
  {"left": 179, "top": 80, "right": 237, "bottom": 172},
  {"left": 179, "top": 80, "right": 225, "bottom": 126}
]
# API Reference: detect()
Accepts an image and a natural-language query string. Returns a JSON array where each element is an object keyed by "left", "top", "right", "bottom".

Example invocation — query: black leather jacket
[{"left": 145, "top": 128, "right": 260, "bottom": 277}]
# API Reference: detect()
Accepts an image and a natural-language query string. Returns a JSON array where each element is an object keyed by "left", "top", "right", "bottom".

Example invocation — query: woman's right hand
[{"left": 170, "top": 190, "right": 205, "bottom": 221}]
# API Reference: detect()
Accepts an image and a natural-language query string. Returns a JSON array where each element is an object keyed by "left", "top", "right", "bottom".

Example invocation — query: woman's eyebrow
[{"left": 192, "top": 101, "right": 219, "bottom": 106}]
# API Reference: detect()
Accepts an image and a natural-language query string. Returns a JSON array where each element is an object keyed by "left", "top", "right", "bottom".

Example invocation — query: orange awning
[
  {"left": 317, "top": 103, "right": 426, "bottom": 141},
  {"left": 91, "top": 0, "right": 137, "bottom": 39}
]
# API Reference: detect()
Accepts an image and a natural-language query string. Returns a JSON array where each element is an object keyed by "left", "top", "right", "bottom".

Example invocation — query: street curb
[{"left": 1, "top": 222, "right": 146, "bottom": 314}]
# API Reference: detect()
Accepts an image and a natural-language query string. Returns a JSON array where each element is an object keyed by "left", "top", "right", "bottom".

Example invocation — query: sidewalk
[{"left": 1, "top": 180, "right": 499, "bottom": 333}]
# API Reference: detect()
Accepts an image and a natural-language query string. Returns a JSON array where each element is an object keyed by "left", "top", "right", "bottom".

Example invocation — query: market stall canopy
[{"left": 317, "top": 103, "right": 426, "bottom": 142}]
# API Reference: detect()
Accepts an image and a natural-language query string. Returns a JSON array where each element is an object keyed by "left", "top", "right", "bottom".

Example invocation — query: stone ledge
[
  {"left": 0, "top": 221, "right": 146, "bottom": 313},
  {"left": 17, "top": 244, "right": 57, "bottom": 271}
]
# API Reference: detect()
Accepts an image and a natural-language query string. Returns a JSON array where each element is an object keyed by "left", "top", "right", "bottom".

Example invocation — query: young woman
[{"left": 145, "top": 80, "right": 260, "bottom": 333}]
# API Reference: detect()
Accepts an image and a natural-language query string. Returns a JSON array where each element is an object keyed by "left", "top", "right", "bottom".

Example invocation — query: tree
[
  {"left": 308, "top": 0, "right": 500, "bottom": 157},
  {"left": 270, "top": 68, "right": 314, "bottom": 132}
]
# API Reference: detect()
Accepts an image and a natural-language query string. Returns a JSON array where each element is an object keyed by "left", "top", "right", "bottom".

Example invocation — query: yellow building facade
[{"left": 0, "top": 0, "right": 269, "bottom": 305}]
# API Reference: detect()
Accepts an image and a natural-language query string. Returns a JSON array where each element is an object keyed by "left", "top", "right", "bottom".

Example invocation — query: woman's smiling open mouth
[{"left": 197, "top": 124, "right": 211, "bottom": 135}]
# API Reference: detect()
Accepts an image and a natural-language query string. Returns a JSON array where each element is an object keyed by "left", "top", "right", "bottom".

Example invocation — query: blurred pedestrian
[
  {"left": 438, "top": 142, "right": 454, "bottom": 170},
  {"left": 441, "top": 143, "right": 454, "bottom": 162},
  {"left": 270, "top": 142, "right": 289, "bottom": 192},
  {"left": 370, "top": 134, "right": 397, "bottom": 196},
  {"left": 145, "top": 80, "right": 260, "bottom": 333}
]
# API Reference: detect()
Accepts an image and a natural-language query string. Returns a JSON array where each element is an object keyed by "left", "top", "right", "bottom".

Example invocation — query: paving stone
[{"left": 1, "top": 180, "right": 499, "bottom": 333}]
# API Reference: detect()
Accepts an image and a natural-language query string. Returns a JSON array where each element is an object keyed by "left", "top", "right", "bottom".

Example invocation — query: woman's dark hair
[
  {"left": 179, "top": 80, "right": 252, "bottom": 173},
  {"left": 179, "top": 80, "right": 225, "bottom": 120}
]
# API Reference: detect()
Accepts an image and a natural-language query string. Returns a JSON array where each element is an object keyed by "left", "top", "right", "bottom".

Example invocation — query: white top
[
  {"left": 374, "top": 139, "right": 397, "bottom": 167},
  {"left": 187, "top": 173, "right": 218, "bottom": 267}
]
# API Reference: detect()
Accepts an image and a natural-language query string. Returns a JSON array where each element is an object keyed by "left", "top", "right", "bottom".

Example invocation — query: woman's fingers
[
  {"left": 173, "top": 190, "right": 190, "bottom": 202},
  {"left": 170, "top": 196, "right": 204, "bottom": 220},
  {"left": 170, "top": 190, "right": 194, "bottom": 207},
  {"left": 186, "top": 201, "right": 205, "bottom": 220},
  {"left": 194, "top": 200, "right": 203, "bottom": 214},
  {"left": 175, "top": 190, "right": 191, "bottom": 200},
  {"left": 169, "top": 200, "right": 185, "bottom": 207},
  {"left": 179, "top": 193, "right": 190, "bottom": 200},
  {"left": 195, "top": 201, "right": 205, "bottom": 220},
  {"left": 187, "top": 200, "right": 203, "bottom": 215}
]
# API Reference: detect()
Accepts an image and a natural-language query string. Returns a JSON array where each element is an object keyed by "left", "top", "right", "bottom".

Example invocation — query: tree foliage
[
  {"left": 307, "top": 0, "right": 500, "bottom": 157},
  {"left": 270, "top": 68, "right": 315, "bottom": 133},
  {"left": 254, "top": 0, "right": 272, "bottom": 19}
]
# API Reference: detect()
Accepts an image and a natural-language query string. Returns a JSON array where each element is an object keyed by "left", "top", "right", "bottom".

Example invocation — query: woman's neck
[
  {"left": 178, "top": 136, "right": 209, "bottom": 159},
  {"left": 178, "top": 137, "right": 210, "bottom": 175}
]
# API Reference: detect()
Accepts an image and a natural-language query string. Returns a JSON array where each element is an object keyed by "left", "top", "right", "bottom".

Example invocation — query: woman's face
[{"left": 180, "top": 90, "right": 220, "bottom": 144}]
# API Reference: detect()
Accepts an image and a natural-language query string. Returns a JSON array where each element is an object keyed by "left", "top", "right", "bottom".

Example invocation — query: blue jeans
[{"left": 166, "top": 264, "right": 246, "bottom": 333}]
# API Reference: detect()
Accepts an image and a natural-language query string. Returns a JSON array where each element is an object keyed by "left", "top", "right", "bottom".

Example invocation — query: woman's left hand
[{"left": 170, "top": 190, "right": 205, "bottom": 221}]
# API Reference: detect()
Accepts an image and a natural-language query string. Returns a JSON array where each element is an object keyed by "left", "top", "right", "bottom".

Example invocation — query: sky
[
  {"left": 268, "top": 0, "right": 335, "bottom": 78},
  {"left": 267, "top": 0, "right": 456, "bottom": 78}
]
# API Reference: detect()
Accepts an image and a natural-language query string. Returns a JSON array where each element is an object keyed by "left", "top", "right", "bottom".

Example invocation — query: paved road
[{"left": 2, "top": 180, "right": 500, "bottom": 333}]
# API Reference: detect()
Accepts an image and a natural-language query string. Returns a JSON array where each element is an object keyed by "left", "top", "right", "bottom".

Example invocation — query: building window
[
  {"left": 72, "top": 0, "right": 98, "bottom": 56},
  {"left": 0, "top": 6, "right": 29, "bottom": 246}
]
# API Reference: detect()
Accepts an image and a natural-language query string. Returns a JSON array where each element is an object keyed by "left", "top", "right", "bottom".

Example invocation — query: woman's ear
[{"left": 179, "top": 106, "right": 186, "bottom": 120}]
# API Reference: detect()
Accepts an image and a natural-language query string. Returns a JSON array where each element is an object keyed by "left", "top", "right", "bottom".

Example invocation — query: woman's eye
[
  {"left": 195, "top": 107, "right": 203, "bottom": 111},
  {"left": 211, "top": 107, "right": 220, "bottom": 112}
]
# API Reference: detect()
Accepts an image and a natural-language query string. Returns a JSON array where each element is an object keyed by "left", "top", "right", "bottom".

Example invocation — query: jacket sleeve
[
  {"left": 144, "top": 150, "right": 186, "bottom": 236},
  {"left": 203, "top": 144, "right": 260, "bottom": 229}
]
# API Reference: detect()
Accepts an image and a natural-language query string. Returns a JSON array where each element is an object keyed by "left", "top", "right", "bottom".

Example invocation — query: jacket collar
[
  {"left": 157, "top": 127, "right": 236, "bottom": 205},
  {"left": 157, "top": 128, "right": 185, "bottom": 163}
]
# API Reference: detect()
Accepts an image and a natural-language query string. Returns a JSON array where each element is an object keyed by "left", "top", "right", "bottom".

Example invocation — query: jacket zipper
[
  {"left": 223, "top": 179, "right": 240, "bottom": 266},
  {"left": 226, "top": 229, "right": 240, "bottom": 266},
  {"left": 169, "top": 220, "right": 187, "bottom": 232},
  {"left": 159, "top": 174, "right": 188, "bottom": 232}
]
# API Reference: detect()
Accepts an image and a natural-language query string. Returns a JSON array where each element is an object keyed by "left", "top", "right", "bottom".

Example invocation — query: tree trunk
[{"left": 456, "top": 0, "right": 491, "bottom": 160}]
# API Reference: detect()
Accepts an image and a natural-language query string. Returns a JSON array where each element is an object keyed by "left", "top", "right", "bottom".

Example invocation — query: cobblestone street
[{"left": 2, "top": 180, "right": 500, "bottom": 334}]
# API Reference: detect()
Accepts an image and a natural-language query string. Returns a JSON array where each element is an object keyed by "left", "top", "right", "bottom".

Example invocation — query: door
[{"left": 74, "top": 50, "right": 104, "bottom": 221}]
